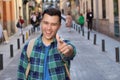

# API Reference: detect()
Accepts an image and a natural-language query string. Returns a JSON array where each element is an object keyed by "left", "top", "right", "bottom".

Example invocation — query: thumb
[{"left": 56, "top": 34, "right": 63, "bottom": 45}]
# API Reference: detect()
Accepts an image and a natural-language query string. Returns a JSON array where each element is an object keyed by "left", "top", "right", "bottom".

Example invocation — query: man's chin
[{"left": 46, "top": 36, "right": 53, "bottom": 40}]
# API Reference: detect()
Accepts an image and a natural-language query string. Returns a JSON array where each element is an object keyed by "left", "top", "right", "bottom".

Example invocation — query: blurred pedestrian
[
  {"left": 17, "top": 8, "right": 76, "bottom": 80},
  {"left": 35, "top": 12, "right": 41, "bottom": 31},
  {"left": 0, "top": 15, "right": 3, "bottom": 41},
  {"left": 30, "top": 12, "right": 37, "bottom": 32},
  {"left": 16, "top": 16, "right": 24, "bottom": 35},
  {"left": 78, "top": 13, "right": 85, "bottom": 32},
  {"left": 86, "top": 9, "right": 93, "bottom": 31},
  {"left": 66, "top": 12, "right": 73, "bottom": 32}
]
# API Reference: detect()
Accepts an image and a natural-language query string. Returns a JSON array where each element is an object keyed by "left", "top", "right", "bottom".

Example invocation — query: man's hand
[{"left": 56, "top": 34, "right": 73, "bottom": 57}]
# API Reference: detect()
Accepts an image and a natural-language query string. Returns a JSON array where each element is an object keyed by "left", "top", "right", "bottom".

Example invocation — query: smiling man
[{"left": 17, "top": 8, "right": 76, "bottom": 80}]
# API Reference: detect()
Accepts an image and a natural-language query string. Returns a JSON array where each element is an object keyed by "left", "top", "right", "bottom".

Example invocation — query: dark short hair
[{"left": 42, "top": 8, "right": 61, "bottom": 23}]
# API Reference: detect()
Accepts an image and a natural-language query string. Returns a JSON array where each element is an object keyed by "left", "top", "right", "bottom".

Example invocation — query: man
[
  {"left": 17, "top": 16, "right": 24, "bottom": 35},
  {"left": 78, "top": 13, "right": 85, "bottom": 32},
  {"left": 30, "top": 12, "right": 37, "bottom": 32},
  {"left": 86, "top": 9, "right": 93, "bottom": 31},
  {"left": 17, "top": 8, "right": 76, "bottom": 80},
  {"left": 66, "top": 12, "right": 72, "bottom": 32}
]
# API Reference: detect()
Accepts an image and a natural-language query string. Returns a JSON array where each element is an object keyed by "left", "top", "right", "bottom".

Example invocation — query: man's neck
[{"left": 42, "top": 37, "right": 53, "bottom": 46}]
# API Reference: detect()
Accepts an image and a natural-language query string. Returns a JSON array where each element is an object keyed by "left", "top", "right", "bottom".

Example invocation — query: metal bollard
[
  {"left": 78, "top": 27, "right": 80, "bottom": 34},
  {"left": 82, "top": 29, "right": 84, "bottom": 36},
  {"left": 93, "top": 34, "right": 96, "bottom": 45},
  {"left": 76, "top": 25, "right": 77, "bottom": 31},
  {"left": 29, "top": 30, "right": 31, "bottom": 36},
  {"left": 72, "top": 23, "right": 74, "bottom": 28},
  {"left": 87, "top": 31, "right": 90, "bottom": 40},
  {"left": 115, "top": 47, "right": 119, "bottom": 62},
  {"left": 0, "top": 54, "right": 3, "bottom": 70},
  {"left": 102, "top": 39, "right": 105, "bottom": 52},
  {"left": 31, "top": 28, "right": 33, "bottom": 34},
  {"left": 10, "top": 44, "right": 13, "bottom": 57},
  {"left": 22, "top": 34, "right": 25, "bottom": 44},
  {"left": 74, "top": 24, "right": 75, "bottom": 29},
  {"left": 17, "top": 38, "right": 20, "bottom": 49}
]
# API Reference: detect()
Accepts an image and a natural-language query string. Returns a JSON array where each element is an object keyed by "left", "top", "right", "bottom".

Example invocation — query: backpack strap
[{"left": 25, "top": 38, "right": 36, "bottom": 78}]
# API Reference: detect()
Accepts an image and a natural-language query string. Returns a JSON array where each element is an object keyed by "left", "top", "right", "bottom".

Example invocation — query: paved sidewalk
[
  {"left": 0, "top": 20, "right": 120, "bottom": 80},
  {"left": 0, "top": 25, "right": 33, "bottom": 69},
  {"left": 59, "top": 20, "right": 120, "bottom": 80},
  {"left": 0, "top": 24, "right": 41, "bottom": 80}
]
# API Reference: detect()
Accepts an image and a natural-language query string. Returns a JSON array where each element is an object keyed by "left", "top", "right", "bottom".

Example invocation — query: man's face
[{"left": 41, "top": 14, "right": 61, "bottom": 41}]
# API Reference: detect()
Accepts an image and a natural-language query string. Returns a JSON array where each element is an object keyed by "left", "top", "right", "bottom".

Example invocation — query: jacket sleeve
[{"left": 17, "top": 42, "right": 29, "bottom": 80}]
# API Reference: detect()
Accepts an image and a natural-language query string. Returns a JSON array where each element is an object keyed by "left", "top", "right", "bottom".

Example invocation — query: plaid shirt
[{"left": 17, "top": 35, "right": 76, "bottom": 80}]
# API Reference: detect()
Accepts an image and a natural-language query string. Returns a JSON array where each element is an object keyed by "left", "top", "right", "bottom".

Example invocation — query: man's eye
[
  {"left": 51, "top": 23, "right": 58, "bottom": 26},
  {"left": 44, "top": 21, "right": 49, "bottom": 25}
]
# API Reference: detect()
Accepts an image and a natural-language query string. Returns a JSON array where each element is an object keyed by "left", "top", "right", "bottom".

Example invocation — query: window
[{"left": 102, "top": 0, "right": 106, "bottom": 18}]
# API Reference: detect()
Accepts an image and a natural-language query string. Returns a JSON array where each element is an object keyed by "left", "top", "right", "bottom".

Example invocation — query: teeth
[{"left": 46, "top": 32, "right": 51, "bottom": 34}]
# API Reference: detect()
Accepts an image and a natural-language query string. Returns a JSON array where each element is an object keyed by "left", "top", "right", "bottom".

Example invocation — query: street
[{"left": 0, "top": 20, "right": 120, "bottom": 80}]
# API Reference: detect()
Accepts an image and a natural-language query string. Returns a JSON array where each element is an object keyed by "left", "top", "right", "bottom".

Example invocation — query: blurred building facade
[
  {"left": 0, "top": 0, "right": 23, "bottom": 36},
  {"left": 0, "top": 0, "right": 120, "bottom": 40},
  {"left": 60, "top": 0, "right": 120, "bottom": 40}
]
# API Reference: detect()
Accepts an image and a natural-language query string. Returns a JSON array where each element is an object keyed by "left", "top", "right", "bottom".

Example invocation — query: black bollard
[
  {"left": 102, "top": 39, "right": 105, "bottom": 52},
  {"left": 0, "top": 54, "right": 3, "bottom": 70},
  {"left": 31, "top": 28, "right": 32, "bottom": 34},
  {"left": 82, "top": 29, "right": 84, "bottom": 36},
  {"left": 22, "top": 34, "right": 25, "bottom": 44},
  {"left": 10, "top": 44, "right": 13, "bottom": 57},
  {"left": 76, "top": 25, "right": 77, "bottom": 31},
  {"left": 93, "top": 34, "right": 96, "bottom": 45},
  {"left": 17, "top": 38, "right": 20, "bottom": 49},
  {"left": 87, "top": 31, "right": 90, "bottom": 40},
  {"left": 78, "top": 27, "right": 80, "bottom": 34},
  {"left": 115, "top": 47, "right": 119, "bottom": 62},
  {"left": 74, "top": 24, "right": 75, "bottom": 29},
  {"left": 72, "top": 24, "right": 74, "bottom": 28},
  {"left": 29, "top": 30, "right": 31, "bottom": 36}
]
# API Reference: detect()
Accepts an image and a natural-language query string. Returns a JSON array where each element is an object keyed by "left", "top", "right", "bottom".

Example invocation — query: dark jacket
[{"left": 86, "top": 12, "right": 93, "bottom": 22}]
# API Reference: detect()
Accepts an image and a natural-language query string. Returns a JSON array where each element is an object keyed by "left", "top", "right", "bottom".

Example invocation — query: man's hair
[{"left": 42, "top": 8, "right": 61, "bottom": 23}]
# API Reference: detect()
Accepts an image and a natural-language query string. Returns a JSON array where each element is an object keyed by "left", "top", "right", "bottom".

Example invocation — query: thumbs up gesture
[{"left": 56, "top": 34, "right": 73, "bottom": 57}]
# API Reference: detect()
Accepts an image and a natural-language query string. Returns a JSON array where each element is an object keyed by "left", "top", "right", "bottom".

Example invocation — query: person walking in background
[
  {"left": 16, "top": 16, "right": 24, "bottom": 35},
  {"left": 86, "top": 9, "right": 93, "bottom": 31},
  {"left": 35, "top": 12, "right": 41, "bottom": 31},
  {"left": 0, "top": 14, "right": 3, "bottom": 42},
  {"left": 30, "top": 12, "right": 37, "bottom": 32},
  {"left": 17, "top": 8, "right": 76, "bottom": 80},
  {"left": 66, "top": 12, "right": 73, "bottom": 32},
  {"left": 78, "top": 13, "right": 85, "bottom": 32},
  {"left": 19, "top": 16, "right": 24, "bottom": 35}
]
